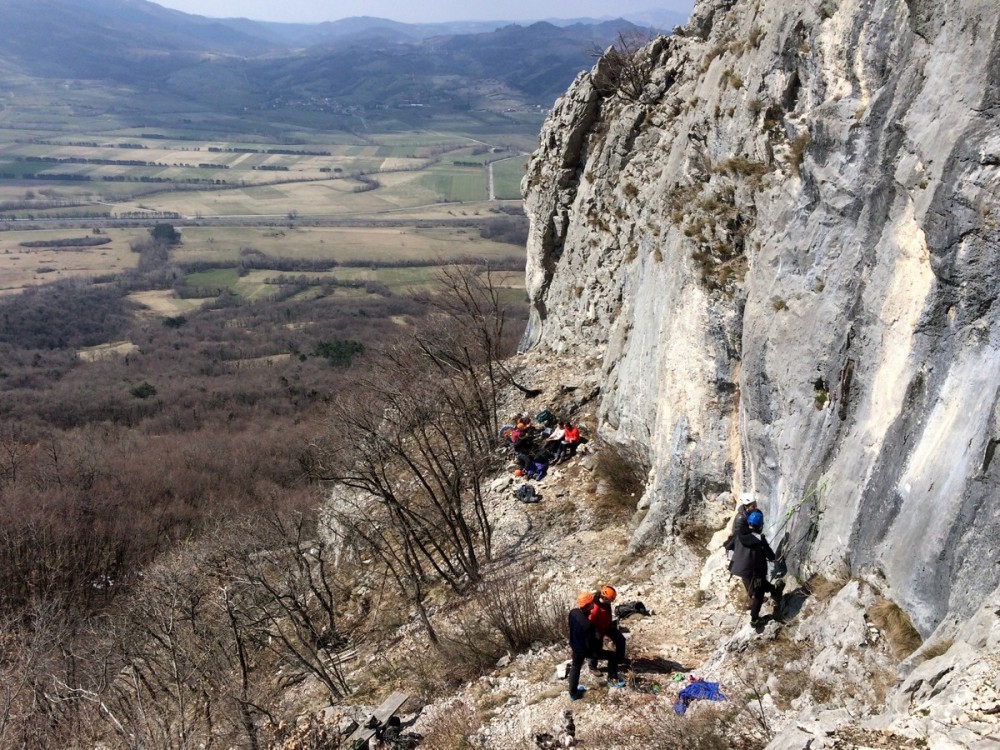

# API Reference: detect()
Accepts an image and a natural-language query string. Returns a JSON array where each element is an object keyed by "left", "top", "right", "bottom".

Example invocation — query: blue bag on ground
[{"left": 673, "top": 680, "right": 726, "bottom": 715}]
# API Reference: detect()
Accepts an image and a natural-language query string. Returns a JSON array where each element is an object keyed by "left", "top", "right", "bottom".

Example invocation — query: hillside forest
[{"left": 0, "top": 224, "right": 529, "bottom": 745}]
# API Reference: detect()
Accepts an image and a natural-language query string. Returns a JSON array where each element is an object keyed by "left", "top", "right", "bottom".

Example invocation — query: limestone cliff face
[{"left": 521, "top": 0, "right": 1000, "bottom": 634}]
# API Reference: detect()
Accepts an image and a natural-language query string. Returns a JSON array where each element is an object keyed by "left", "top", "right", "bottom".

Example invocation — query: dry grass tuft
[
  {"left": 360, "top": 649, "right": 452, "bottom": 704},
  {"left": 678, "top": 521, "right": 718, "bottom": 557},
  {"left": 474, "top": 573, "right": 566, "bottom": 652},
  {"left": 764, "top": 632, "right": 812, "bottom": 709},
  {"left": 392, "top": 573, "right": 568, "bottom": 694},
  {"left": 916, "top": 638, "right": 954, "bottom": 663},
  {"left": 589, "top": 442, "right": 648, "bottom": 525},
  {"left": 418, "top": 700, "right": 481, "bottom": 750},
  {"left": 585, "top": 694, "right": 769, "bottom": 749},
  {"left": 809, "top": 679, "right": 837, "bottom": 704},
  {"left": 869, "top": 662, "right": 899, "bottom": 704},
  {"left": 356, "top": 577, "right": 563, "bottom": 703},
  {"left": 868, "top": 598, "right": 923, "bottom": 659},
  {"left": 788, "top": 131, "right": 811, "bottom": 175},
  {"left": 804, "top": 573, "right": 848, "bottom": 601},
  {"left": 436, "top": 613, "right": 509, "bottom": 682}
]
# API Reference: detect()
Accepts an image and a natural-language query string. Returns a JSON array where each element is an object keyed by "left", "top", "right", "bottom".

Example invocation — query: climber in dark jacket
[
  {"left": 732, "top": 493, "right": 758, "bottom": 537},
  {"left": 729, "top": 510, "right": 779, "bottom": 625},
  {"left": 723, "top": 493, "right": 757, "bottom": 557}
]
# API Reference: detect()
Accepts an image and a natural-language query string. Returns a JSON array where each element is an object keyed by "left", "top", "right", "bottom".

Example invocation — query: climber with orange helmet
[
  {"left": 586, "top": 584, "right": 627, "bottom": 687},
  {"left": 567, "top": 595, "right": 595, "bottom": 700},
  {"left": 586, "top": 586, "right": 617, "bottom": 634}
]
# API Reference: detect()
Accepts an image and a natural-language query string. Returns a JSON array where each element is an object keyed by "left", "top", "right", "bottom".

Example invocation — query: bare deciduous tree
[
  {"left": 309, "top": 267, "right": 518, "bottom": 642},
  {"left": 592, "top": 31, "right": 654, "bottom": 102},
  {"left": 0, "top": 599, "right": 75, "bottom": 748},
  {"left": 0, "top": 425, "right": 33, "bottom": 486},
  {"left": 220, "top": 511, "right": 351, "bottom": 702}
]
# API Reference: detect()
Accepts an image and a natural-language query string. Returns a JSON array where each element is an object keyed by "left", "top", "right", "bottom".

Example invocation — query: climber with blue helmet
[{"left": 728, "top": 505, "right": 780, "bottom": 628}]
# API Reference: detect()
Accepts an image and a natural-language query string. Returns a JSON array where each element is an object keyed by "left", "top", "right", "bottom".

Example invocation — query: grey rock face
[
  {"left": 764, "top": 583, "right": 1000, "bottom": 748},
  {"left": 880, "top": 586, "right": 1000, "bottom": 746},
  {"left": 521, "top": 0, "right": 1000, "bottom": 634}
]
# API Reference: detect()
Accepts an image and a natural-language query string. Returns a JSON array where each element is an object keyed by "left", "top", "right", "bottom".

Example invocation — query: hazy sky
[{"left": 152, "top": 1, "right": 694, "bottom": 25}]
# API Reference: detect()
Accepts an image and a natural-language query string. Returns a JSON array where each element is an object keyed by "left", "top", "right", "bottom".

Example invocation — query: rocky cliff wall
[{"left": 521, "top": 0, "right": 1000, "bottom": 634}]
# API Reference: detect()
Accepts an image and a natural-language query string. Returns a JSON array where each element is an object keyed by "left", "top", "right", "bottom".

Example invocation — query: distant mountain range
[{"left": 0, "top": 0, "right": 686, "bottom": 119}]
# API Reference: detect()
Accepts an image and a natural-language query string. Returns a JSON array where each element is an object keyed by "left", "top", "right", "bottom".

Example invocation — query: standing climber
[
  {"left": 729, "top": 510, "right": 780, "bottom": 627},
  {"left": 724, "top": 493, "right": 758, "bottom": 559},
  {"left": 733, "top": 493, "right": 758, "bottom": 535},
  {"left": 567, "top": 592, "right": 598, "bottom": 700}
]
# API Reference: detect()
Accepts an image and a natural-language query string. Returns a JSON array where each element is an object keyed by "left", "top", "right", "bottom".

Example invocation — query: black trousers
[
  {"left": 568, "top": 644, "right": 620, "bottom": 697},
  {"left": 741, "top": 574, "right": 777, "bottom": 621},
  {"left": 587, "top": 628, "right": 626, "bottom": 669}
]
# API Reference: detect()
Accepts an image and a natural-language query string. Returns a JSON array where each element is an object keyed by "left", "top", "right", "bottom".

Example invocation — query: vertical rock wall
[{"left": 521, "top": 0, "right": 1000, "bottom": 633}]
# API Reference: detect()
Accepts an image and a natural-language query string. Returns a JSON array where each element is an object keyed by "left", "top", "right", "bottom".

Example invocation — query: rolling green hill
[{"left": 0, "top": 0, "right": 663, "bottom": 128}]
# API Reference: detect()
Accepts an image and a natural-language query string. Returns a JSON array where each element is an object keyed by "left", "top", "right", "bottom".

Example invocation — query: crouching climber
[
  {"left": 586, "top": 585, "right": 627, "bottom": 684},
  {"left": 729, "top": 510, "right": 781, "bottom": 627},
  {"left": 567, "top": 587, "right": 625, "bottom": 699}
]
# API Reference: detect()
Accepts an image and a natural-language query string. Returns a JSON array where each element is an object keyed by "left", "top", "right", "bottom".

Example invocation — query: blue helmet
[{"left": 747, "top": 510, "right": 764, "bottom": 529}]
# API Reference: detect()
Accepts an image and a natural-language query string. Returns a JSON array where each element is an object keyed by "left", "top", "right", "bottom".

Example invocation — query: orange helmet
[
  {"left": 514, "top": 469, "right": 523, "bottom": 477},
  {"left": 576, "top": 591, "right": 595, "bottom": 608},
  {"left": 600, "top": 585, "right": 617, "bottom": 601}
]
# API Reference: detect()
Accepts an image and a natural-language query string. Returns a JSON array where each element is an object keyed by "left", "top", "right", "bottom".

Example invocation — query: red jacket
[
  {"left": 587, "top": 599, "right": 613, "bottom": 635},
  {"left": 563, "top": 424, "right": 580, "bottom": 443}
]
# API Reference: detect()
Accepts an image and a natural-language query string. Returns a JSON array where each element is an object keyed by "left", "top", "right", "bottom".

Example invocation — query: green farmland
[
  {"left": 492, "top": 156, "right": 530, "bottom": 200},
  {"left": 172, "top": 225, "right": 519, "bottom": 265},
  {"left": 0, "top": 91, "right": 535, "bottom": 308},
  {"left": 0, "top": 128, "right": 532, "bottom": 222}
]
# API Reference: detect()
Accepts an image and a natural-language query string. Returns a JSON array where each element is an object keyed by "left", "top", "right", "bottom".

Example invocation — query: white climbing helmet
[{"left": 738, "top": 493, "right": 758, "bottom": 508}]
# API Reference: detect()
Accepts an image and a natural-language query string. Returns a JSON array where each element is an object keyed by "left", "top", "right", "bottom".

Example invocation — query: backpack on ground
[
  {"left": 615, "top": 600, "right": 652, "bottom": 620},
  {"left": 514, "top": 485, "right": 541, "bottom": 503}
]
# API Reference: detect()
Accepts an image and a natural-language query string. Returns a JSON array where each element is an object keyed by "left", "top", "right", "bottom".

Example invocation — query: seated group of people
[{"left": 502, "top": 411, "right": 582, "bottom": 480}]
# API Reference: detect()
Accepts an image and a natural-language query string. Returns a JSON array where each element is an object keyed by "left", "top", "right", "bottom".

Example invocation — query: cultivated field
[
  {"left": 0, "top": 227, "right": 143, "bottom": 294},
  {"left": 492, "top": 156, "right": 530, "bottom": 200},
  {"left": 0, "top": 97, "right": 537, "bottom": 300},
  {"left": 172, "top": 225, "right": 520, "bottom": 265},
  {"left": 0, "top": 128, "right": 532, "bottom": 220}
]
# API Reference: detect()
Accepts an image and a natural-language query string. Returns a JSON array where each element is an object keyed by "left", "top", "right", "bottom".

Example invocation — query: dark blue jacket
[{"left": 568, "top": 606, "right": 599, "bottom": 655}]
